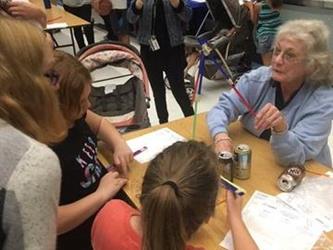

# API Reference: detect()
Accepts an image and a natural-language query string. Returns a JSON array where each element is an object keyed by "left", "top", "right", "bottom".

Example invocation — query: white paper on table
[
  {"left": 277, "top": 176, "right": 333, "bottom": 232},
  {"left": 46, "top": 22, "right": 68, "bottom": 29},
  {"left": 220, "top": 191, "right": 325, "bottom": 250},
  {"left": 126, "top": 128, "right": 186, "bottom": 163},
  {"left": 325, "top": 171, "right": 333, "bottom": 178}
]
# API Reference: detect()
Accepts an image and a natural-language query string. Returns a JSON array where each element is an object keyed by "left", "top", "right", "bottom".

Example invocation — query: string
[
  {"left": 210, "top": 55, "right": 257, "bottom": 117},
  {"left": 192, "top": 53, "right": 205, "bottom": 139},
  {"left": 197, "top": 38, "right": 257, "bottom": 117},
  {"left": 305, "top": 169, "right": 327, "bottom": 176}
]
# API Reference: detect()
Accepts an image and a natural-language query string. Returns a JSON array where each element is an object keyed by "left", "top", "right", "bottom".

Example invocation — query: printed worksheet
[
  {"left": 220, "top": 191, "right": 325, "bottom": 250},
  {"left": 277, "top": 176, "right": 333, "bottom": 232},
  {"left": 126, "top": 128, "right": 186, "bottom": 163}
]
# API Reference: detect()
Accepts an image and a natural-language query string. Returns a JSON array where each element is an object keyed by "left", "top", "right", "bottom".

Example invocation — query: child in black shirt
[{"left": 51, "top": 51, "right": 133, "bottom": 250}]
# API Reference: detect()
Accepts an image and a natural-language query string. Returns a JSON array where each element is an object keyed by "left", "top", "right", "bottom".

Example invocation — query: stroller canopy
[{"left": 77, "top": 41, "right": 151, "bottom": 133}]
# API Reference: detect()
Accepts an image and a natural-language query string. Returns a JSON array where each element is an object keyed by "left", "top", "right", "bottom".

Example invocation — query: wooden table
[
  {"left": 98, "top": 113, "right": 333, "bottom": 249},
  {"left": 31, "top": 0, "right": 90, "bottom": 54}
]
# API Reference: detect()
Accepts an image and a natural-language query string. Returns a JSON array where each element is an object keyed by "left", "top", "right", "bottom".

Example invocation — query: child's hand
[
  {"left": 96, "top": 171, "right": 127, "bottom": 202},
  {"left": 113, "top": 142, "right": 133, "bottom": 176},
  {"left": 226, "top": 190, "right": 243, "bottom": 223},
  {"left": 226, "top": 191, "right": 259, "bottom": 249}
]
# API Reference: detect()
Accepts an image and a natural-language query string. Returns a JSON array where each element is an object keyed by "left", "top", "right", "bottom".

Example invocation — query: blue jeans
[{"left": 256, "top": 35, "right": 274, "bottom": 54}]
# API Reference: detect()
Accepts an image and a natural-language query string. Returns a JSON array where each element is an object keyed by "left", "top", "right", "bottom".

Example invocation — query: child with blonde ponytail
[{"left": 92, "top": 140, "right": 258, "bottom": 250}]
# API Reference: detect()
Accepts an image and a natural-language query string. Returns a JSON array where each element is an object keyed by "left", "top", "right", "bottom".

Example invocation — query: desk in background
[
  {"left": 98, "top": 113, "right": 333, "bottom": 249},
  {"left": 31, "top": 0, "right": 90, "bottom": 54}
]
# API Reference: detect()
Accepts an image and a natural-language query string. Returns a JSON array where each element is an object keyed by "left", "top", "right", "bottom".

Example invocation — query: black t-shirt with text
[{"left": 52, "top": 115, "right": 107, "bottom": 250}]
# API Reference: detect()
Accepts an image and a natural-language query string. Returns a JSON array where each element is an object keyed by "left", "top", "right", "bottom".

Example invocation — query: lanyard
[{"left": 151, "top": 0, "right": 157, "bottom": 36}]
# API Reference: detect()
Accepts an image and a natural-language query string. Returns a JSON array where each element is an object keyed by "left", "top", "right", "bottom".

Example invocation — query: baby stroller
[
  {"left": 184, "top": 0, "right": 255, "bottom": 84},
  {"left": 77, "top": 41, "right": 151, "bottom": 133}
]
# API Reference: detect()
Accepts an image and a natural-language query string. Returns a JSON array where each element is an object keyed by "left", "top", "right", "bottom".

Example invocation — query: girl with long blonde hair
[{"left": 0, "top": 17, "right": 67, "bottom": 249}]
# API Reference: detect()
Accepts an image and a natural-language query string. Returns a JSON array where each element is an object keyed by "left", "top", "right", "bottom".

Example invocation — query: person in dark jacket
[{"left": 127, "top": 0, "right": 194, "bottom": 124}]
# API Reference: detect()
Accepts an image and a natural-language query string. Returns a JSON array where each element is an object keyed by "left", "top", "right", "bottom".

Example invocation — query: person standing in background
[
  {"left": 127, "top": 0, "right": 194, "bottom": 124},
  {"left": 100, "top": 0, "right": 130, "bottom": 44},
  {"left": 100, "top": 13, "right": 119, "bottom": 41},
  {"left": 63, "top": 0, "right": 95, "bottom": 49},
  {"left": 110, "top": 0, "right": 130, "bottom": 44},
  {"left": 92, "top": 0, "right": 116, "bottom": 41},
  {"left": 246, "top": 0, "right": 282, "bottom": 65}
]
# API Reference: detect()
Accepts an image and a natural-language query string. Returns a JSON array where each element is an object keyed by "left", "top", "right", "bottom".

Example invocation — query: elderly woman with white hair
[{"left": 207, "top": 19, "right": 333, "bottom": 167}]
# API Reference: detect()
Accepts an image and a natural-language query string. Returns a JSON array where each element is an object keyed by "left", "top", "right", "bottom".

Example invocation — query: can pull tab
[{"left": 287, "top": 166, "right": 303, "bottom": 176}]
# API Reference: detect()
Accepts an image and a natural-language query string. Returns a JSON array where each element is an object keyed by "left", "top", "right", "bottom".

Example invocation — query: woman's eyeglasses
[{"left": 272, "top": 47, "right": 303, "bottom": 64}]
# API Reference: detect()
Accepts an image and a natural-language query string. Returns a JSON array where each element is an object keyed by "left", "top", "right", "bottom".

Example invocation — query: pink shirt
[{"left": 91, "top": 200, "right": 204, "bottom": 250}]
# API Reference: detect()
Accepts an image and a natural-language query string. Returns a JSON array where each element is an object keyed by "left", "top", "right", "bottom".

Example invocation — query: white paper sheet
[
  {"left": 277, "top": 176, "right": 333, "bottom": 232},
  {"left": 126, "top": 128, "right": 186, "bottom": 163},
  {"left": 220, "top": 191, "right": 325, "bottom": 250},
  {"left": 325, "top": 171, "right": 333, "bottom": 178}
]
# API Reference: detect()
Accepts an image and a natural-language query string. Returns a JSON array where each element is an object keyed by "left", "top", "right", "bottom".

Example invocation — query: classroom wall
[{"left": 281, "top": 4, "right": 333, "bottom": 49}]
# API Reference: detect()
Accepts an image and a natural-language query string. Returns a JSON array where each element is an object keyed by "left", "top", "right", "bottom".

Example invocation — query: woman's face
[{"left": 271, "top": 37, "right": 308, "bottom": 86}]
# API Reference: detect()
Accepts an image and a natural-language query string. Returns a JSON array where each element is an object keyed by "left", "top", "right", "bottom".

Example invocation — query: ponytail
[
  {"left": 141, "top": 184, "right": 186, "bottom": 250},
  {"left": 140, "top": 141, "right": 219, "bottom": 250}
]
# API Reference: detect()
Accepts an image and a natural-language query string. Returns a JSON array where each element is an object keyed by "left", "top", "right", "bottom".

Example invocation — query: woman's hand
[
  {"left": 96, "top": 171, "right": 127, "bottom": 203},
  {"left": 255, "top": 103, "right": 287, "bottom": 133},
  {"left": 214, "top": 133, "right": 234, "bottom": 154},
  {"left": 113, "top": 142, "right": 133, "bottom": 176},
  {"left": 135, "top": 0, "right": 144, "bottom": 10}
]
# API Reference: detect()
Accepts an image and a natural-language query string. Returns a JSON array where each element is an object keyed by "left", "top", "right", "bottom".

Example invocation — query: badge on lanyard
[{"left": 148, "top": 35, "right": 160, "bottom": 51}]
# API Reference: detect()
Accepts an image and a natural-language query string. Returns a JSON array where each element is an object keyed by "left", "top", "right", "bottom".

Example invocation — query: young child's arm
[
  {"left": 226, "top": 191, "right": 258, "bottom": 250},
  {"left": 57, "top": 171, "right": 127, "bottom": 234},
  {"left": 85, "top": 110, "right": 133, "bottom": 176}
]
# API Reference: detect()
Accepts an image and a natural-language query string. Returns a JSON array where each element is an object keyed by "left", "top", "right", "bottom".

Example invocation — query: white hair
[{"left": 275, "top": 19, "right": 333, "bottom": 87}]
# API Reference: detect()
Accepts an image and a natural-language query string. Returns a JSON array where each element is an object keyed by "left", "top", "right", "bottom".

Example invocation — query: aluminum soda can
[
  {"left": 218, "top": 151, "right": 234, "bottom": 181},
  {"left": 234, "top": 144, "right": 251, "bottom": 180},
  {"left": 277, "top": 165, "right": 305, "bottom": 192}
]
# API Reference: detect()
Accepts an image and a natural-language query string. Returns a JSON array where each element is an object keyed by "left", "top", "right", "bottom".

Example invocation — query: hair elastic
[{"left": 162, "top": 180, "right": 180, "bottom": 197}]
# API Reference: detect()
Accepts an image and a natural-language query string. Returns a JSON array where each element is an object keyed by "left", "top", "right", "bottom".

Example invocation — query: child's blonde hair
[
  {"left": 140, "top": 140, "right": 219, "bottom": 250},
  {"left": 52, "top": 51, "right": 92, "bottom": 124}
]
